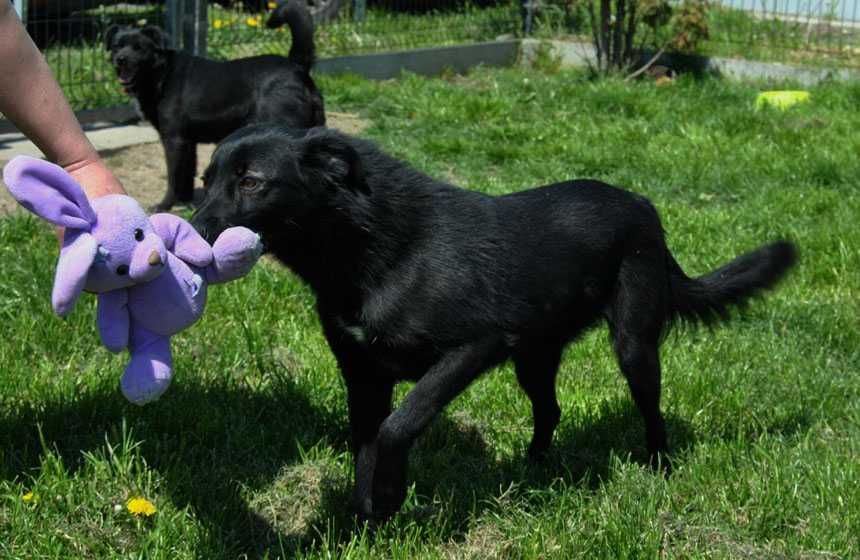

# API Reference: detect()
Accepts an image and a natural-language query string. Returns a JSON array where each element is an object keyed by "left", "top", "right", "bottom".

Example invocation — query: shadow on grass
[
  {"left": 0, "top": 373, "right": 348, "bottom": 558},
  {"left": 3, "top": 373, "right": 765, "bottom": 557},
  {"left": 407, "top": 398, "right": 698, "bottom": 518}
]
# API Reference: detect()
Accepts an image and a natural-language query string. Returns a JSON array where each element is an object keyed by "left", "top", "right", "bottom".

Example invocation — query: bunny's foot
[{"left": 120, "top": 325, "right": 173, "bottom": 405}]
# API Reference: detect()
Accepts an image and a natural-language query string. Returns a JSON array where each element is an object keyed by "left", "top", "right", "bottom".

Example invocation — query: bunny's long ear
[
  {"left": 53, "top": 231, "right": 98, "bottom": 316},
  {"left": 2, "top": 156, "right": 96, "bottom": 230}
]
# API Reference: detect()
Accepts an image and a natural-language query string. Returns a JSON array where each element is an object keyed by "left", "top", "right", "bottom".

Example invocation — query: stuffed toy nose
[{"left": 130, "top": 242, "right": 167, "bottom": 283}]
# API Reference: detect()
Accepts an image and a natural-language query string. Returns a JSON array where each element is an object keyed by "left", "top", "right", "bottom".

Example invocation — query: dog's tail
[
  {"left": 266, "top": 0, "right": 316, "bottom": 71},
  {"left": 667, "top": 240, "right": 797, "bottom": 325}
]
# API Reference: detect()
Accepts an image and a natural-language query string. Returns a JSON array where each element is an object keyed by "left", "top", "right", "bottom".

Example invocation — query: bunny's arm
[
  {"left": 97, "top": 289, "right": 130, "bottom": 352},
  {"left": 149, "top": 213, "right": 213, "bottom": 267},
  {"left": 205, "top": 227, "right": 263, "bottom": 285}
]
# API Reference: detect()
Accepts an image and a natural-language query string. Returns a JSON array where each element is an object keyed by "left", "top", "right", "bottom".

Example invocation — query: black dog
[
  {"left": 191, "top": 125, "right": 797, "bottom": 522},
  {"left": 105, "top": 2, "right": 325, "bottom": 211}
]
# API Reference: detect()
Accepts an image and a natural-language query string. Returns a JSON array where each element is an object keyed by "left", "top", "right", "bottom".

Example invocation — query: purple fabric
[
  {"left": 150, "top": 213, "right": 213, "bottom": 268},
  {"left": 97, "top": 290, "right": 130, "bottom": 352},
  {"left": 2, "top": 157, "right": 96, "bottom": 229},
  {"left": 2, "top": 156, "right": 263, "bottom": 405},
  {"left": 53, "top": 230, "right": 98, "bottom": 315}
]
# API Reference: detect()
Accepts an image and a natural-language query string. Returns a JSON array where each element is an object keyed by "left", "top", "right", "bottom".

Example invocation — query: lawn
[
  {"left": 39, "top": 1, "right": 521, "bottom": 111},
  {"left": 1, "top": 65, "right": 859, "bottom": 558},
  {"left": 35, "top": 0, "right": 860, "bottom": 112}
]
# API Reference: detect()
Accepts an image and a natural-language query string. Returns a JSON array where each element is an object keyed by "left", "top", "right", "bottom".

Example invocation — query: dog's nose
[
  {"left": 148, "top": 251, "right": 162, "bottom": 266},
  {"left": 116, "top": 54, "right": 127, "bottom": 66}
]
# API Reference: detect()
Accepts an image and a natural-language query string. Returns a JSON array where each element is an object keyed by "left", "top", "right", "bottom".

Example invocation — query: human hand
[
  {"left": 56, "top": 155, "right": 125, "bottom": 245},
  {"left": 63, "top": 155, "right": 125, "bottom": 199}
]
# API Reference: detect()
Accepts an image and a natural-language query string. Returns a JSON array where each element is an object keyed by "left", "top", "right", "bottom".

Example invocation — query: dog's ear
[
  {"left": 140, "top": 25, "right": 168, "bottom": 48},
  {"left": 299, "top": 130, "right": 370, "bottom": 195},
  {"left": 104, "top": 24, "right": 120, "bottom": 50}
]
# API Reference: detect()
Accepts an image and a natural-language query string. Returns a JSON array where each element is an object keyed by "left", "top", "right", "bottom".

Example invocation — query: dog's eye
[
  {"left": 134, "top": 228, "right": 144, "bottom": 241},
  {"left": 238, "top": 176, "right": 260, "bottom": 191},
  {"left": 116, "top": 264, "right": 129, "bottom": 276}
]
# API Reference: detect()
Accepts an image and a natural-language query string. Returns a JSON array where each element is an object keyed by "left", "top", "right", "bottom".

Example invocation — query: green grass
[
  {"left": 38, "top": 0, "right": 860, "bottom": 111},
  {"left": 2, "top": 66, "right": 859, "bottom": 558},
  {"left": 531, "top": 2, "right": 860, "bottom": 68},
  {"left": 698, "top": 6, "right": 860, "bottom": 68},
  {"left": 207, "top": 2, "right": 519, "bottom": 60},
  {"left": 41, "top": 2, "right": 521, "bottom": 111}
]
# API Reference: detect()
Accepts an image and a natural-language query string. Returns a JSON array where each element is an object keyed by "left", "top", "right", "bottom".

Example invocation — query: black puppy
[
  {"left": 191, "top": 125, "right": 797, "bottom": 522},
  {"left": 105, "top": 2, "right": 325, "bottom": 211}
]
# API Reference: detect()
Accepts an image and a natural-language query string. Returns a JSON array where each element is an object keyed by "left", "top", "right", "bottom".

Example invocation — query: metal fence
[
  {"left": 205, "top": 0, "right": 520, "bottom": 60},
  {"left": 17, "top": 0, "right": 522, "bottom": 110},
  {"left": 11, "top": 0, "right": 860, "bottom": 112},
  {"left": 700, "top": 0, "right": 860, "bottom": 63},
  {"left": 530, "top": 0, "right": 859, "bottom": 67}
]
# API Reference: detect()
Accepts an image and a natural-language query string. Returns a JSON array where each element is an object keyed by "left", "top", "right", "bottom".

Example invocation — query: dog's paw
[
  {"left": 370, "top": 454, "right": 408, "bottom": 520},
  {"left": 649, "top": 450, "right": 673, "bottom": 477},
  {"left": 526, "top": 445, "right": 550, "bottom": 463}
]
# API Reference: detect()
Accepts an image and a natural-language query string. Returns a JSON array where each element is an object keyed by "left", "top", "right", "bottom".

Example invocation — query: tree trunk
[
  {"left": 613, "top": 0, "right": 626, "bottom": 67},
  {"left": 599, "top": 0, "right": 611, "bottom": 72}
]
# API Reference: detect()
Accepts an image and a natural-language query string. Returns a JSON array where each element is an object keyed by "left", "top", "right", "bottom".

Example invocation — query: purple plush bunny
[{"left": 3, "top": 156, "right": 262, "bottom": 405}]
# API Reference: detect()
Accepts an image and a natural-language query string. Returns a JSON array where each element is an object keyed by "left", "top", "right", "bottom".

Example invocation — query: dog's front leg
[
  {"left": 368, "top": 338, "right": 505, "bottom": 520},
  {"left": 344, "top": 376, "right": 393, "bottom": 522},
  {"left": 155, "top": 136, "right": 196, "bottom": 212}
]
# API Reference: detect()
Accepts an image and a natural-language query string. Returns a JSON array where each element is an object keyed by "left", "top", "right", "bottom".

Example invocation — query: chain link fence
[
  {"left": 15, "top": 0, "right": 522, "bottom": 111},
  {"left": 706, "top": 0, "right": 860, "bottom": 63},
  {"left": 9, "top": 0, "right": 860, "bottom": 112},
  {"left": 531, "top": 0, "right": 859, "bottom": 67},
  {"left": 205, "top": 0, "right": 519, "bottom": 59}
]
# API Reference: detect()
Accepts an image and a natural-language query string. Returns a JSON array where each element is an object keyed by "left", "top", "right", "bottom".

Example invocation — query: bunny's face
[
  {"left": 3, "top": 156, "right": 172, "bottom": 316},
  {"left": 85, "top": 195, "right": 168, "bottom": 292}
]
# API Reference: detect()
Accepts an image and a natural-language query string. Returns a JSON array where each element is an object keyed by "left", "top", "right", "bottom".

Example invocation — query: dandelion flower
[
  {"left": 213, "top": 19, "right": 223, "bottom": 29},
  {"left": 126, "top": 497, "right": 156, "bottom": 517},
  {"left": 246, "top": 17, "right": 260, "bottom": 27},
  {"left": 268, "top": 1, "right": 278, "bottom": 9},
  {"left": 22, "top": 491, "right": 38, "bottom": 503}
]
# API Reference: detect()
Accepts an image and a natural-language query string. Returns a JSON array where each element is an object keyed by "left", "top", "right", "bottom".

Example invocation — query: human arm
[{"left": 0, "top": 3, "right": 124, "bottom": 199}]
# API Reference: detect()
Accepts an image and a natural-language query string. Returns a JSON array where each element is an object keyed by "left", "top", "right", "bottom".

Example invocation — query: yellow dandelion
[
  {"left": 22, "top": 491, "right": 38, "bottom": 503},
  {"left": 268, "top": 1, "right": 278, "bottom": 9},
  {"left": 126, "top": 497, "right": 156, "bottom": 517},
  {"left": 246, "top": 16, "right": 260, "bottom": 27},
  {"left": 213, "top": 19, "right": 223, "bottom": 29}
]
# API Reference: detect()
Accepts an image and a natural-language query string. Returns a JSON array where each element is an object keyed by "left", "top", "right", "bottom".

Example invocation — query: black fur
[
  {"left": 191, "top": 125, "right": 797, "bottom": 522},
  {"left": 104, "top": 3, "right": 324, "bottom": 212}
]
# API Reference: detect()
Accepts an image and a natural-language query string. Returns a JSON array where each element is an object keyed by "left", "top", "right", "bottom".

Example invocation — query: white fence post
[{"left": 13, "top": 0, "right": 26, "bottom": 22}]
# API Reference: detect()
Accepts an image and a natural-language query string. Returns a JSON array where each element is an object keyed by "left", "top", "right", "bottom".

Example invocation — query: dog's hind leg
[
  {"left": 513, "top": 342, "right": 564, "bottom": 460},
  {"left": 155, "top": 137, "right": 196, "bottom": 212},
  {"left": 606, "top": 253, "right": 670, "bottom": 467}
]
